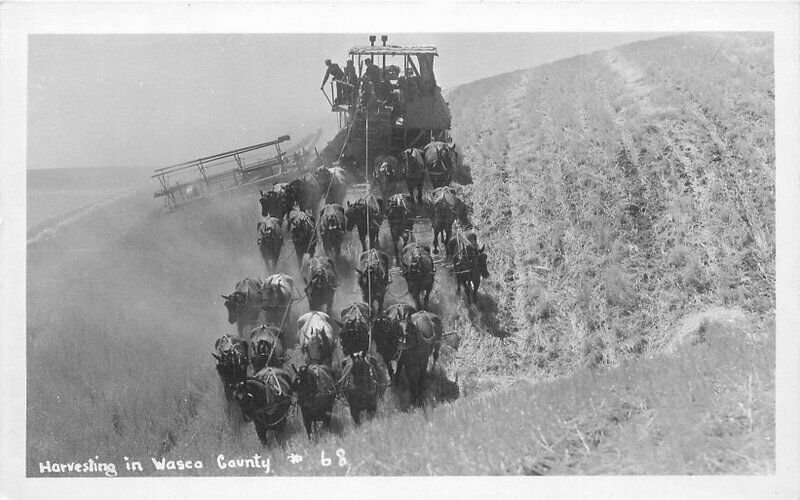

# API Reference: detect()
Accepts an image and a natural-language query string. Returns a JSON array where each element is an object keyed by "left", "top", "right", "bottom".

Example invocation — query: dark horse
[
  {"left": 304, "top": 256, "right": 338, "bottom": 314},
  {"left": 395, "top": 310, "right": 443, "bottom": 406},
  {"left": 222, "top": 278, "right": 264, "bottom": 336},
  {"left": 447, "top": 228, "right": 489, "bottom": 305},
  {"left": 339, "top": 302, "right": 371, "bottom": 356},
  {"left": 400, "top": 242, "right": 435, "bottom": 310},
  {"left": 288, "top": 173, "right": 322, "bottom": 217},
  {"left": 248, "top": 324, "right": 286, "bottom": 373},
  {"left": 423, "top": 141, "right": 457, "bottom": 189},
  {"left": 212, "top": 334, "right": 249, "bottom": 401},
  {"left": 399, "top": 148, "right": 426, "bottom": 203},
  {"left": 356, "top": 248, "right": 390, "bottom": 313},
  {"left": 336, "top": 352, "right": 388, "bottom": 426},
  {"left": 372, "top": 154, "right": 398, "bottom": 199},
  {"left": 315, "top": 165, "right": 348, "bottom": 206},
  {"left": 318, "top": 204, "right": 347, "bottom": 258},
  {"left": 257, "top": 216, "right": 283, "bottom": 272},
  {"left": 288, "top": 210, "right": 317, "bottom": 268},
  {"left": 428, "top": 186, "right": 460, "bottom": 255},
  {"left": 259, "top": 182, "right": 293, "bottom": 224},
  {"left": 232, "top": 368, "right": 294, "bottom": 445},
  {"left": 346, "top": 194, "right": 384, "bottom": 252},
  {"left": 372, "top": 303, "right": 416, "bottom": 382},
  {"left": 291, "top": 363, "right": 336, "bottom": 440},
  {"left": 386, "top": 194, "right": 415, "bottom": 266}
]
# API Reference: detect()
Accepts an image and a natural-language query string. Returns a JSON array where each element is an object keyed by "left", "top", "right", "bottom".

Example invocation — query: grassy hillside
[{"left": 446, "top": 33, "right": 774, "bottom": 387}]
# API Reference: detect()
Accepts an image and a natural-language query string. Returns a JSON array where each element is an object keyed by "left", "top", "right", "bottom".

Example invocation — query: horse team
[{"left": 213, "top": 140, "right": 490, "bottom": 445}]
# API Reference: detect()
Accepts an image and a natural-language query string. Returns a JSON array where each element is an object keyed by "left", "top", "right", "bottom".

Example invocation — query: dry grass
[{"left": 447, "top": 32, "right": 774, "bottom": 382}]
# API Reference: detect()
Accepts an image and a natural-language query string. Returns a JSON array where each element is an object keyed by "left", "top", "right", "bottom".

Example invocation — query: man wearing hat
[{"left": 321, "top": 59, "right": 345, "bottom": 105}]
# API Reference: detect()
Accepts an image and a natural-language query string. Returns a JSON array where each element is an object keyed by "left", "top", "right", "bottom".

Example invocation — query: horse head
[
  {"left": 288, "top": 179, "right": 304, "bottom": 201},
  {"left": 232, "top": 379, "right": 261, "bottom": 411},
  {"left": 345, "top": 201, "right": 363, "bottom": 231},
  {"left": 323, "top": 207, "right": 343, "bottom": 232},
  {"left": 407, "top": 247, "right": 425, "bottom": 274},
  {"left": 307, "top": 265, "right": 331, "bottom": 292},
  {"left": 346, "top": 352, "right": 378, "bottom": 393},
  {"left": 252, "top": 337, "right": 275, "bottom": 366},
  {"left": 213, "top": 336, "right": 249, "bottom": 381},
  {"left": 302, "top": 326, "right": 333, "bottom": 364},
  {"left": 396, "top": 314, "right": 419, "bottom": 350},
  {"left": 291, "top": 212, "right": 314, "bottom": 241},
  {"left": 387, "top": 194, "right": 410, "bottom": 218},
  {"left": 260, "top": 281, "right": 280, "bottom": 309},
  {"left": 316, "top": 166, "right": 332, "bottom": 186},
  {"left": 340, "top": 303, "right": 370, "bottom": 353},
  {"left": 357, "top": 259, "right": 387, "bottom": 287},
  {"left": 292, "top": 364, "right": 315, "bottom": 396},
  {"left": 258, "top": 221, "right": 278, "bottom": 240},
  {"left": 276, "top": 183, "right": 296, "bottom": 212},
  {"left": 221, "top": 292, "right": 247, "bottom": 324},
  {"left": 374, "top": 155, "right": 396, "bottom": 179}
]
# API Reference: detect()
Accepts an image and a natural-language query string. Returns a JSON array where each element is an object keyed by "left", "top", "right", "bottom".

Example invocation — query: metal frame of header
[{"left": 151, "top": 135, "right": 295, "bottom": 210}]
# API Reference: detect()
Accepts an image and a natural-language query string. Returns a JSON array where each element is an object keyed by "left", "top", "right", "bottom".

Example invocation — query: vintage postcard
[{"left": 1, "top": 2, "right": 797, "bottom": 499}]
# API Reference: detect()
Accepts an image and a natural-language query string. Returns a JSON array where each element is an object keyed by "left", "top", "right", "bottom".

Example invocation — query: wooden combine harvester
[{"left": 152, "top": 135, "right": 311, "bottom": 210}]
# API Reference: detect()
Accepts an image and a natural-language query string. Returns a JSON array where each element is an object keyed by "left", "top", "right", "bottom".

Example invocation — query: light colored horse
[{"left": 297, "top": 311, "right": 336, "bottom": 366}]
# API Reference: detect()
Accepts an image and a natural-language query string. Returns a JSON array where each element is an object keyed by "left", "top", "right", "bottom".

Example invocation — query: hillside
[
  {"left": 24, "top": 33, "right": 775, "bottom": 479},
  {"left": 446, "top": 32, "right": 774, "bottom": 388}
]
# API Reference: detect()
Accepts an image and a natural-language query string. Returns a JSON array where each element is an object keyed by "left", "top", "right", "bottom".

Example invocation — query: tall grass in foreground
[{"left": 27, "top": 191, "right": 264, "bottom": 472}]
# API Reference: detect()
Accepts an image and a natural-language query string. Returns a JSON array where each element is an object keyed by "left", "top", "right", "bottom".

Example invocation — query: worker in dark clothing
[
  {"left": 344, "top": 59, "right": 358, "bottom": 86},
  {"left": 364, "top": 58, "right": 382, "bottom": 86},
  {"left": 359, "top": 74, "right": 377, "bottom": 113},
  {"left": 342, "top": 59, "right": 359, "bottom": 106},
  {"left": 321, "top": 59, "right": 345, "bottom": 105}
]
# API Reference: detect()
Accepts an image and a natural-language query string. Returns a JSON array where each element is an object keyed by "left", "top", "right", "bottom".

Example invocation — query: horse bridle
[
  {"left": 292, "top": 215, "right": 312, "bottom": 236},
  {"left": 309, "top": 269, "right": 331, "bottom": 290},
  {"left": 217, "top": 343, "right": 248, "bottom": 370},
  {"left": 363, "top": 262, "right": 387, "bottom": 285},
  {"left": 337, "top": 353, "right": 376, "bottom": 390},
  {"left": 429, "top": 148, "right": 448, "bottom": 175}
]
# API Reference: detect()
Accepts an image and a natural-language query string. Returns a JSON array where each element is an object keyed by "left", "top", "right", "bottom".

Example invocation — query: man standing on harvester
[{"left": 321, "top": 59, "right": 345, "bottom": 105}]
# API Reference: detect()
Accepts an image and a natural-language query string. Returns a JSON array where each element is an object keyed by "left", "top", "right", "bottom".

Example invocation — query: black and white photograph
[{"left": 1, "top": 2, "right": 798, "bottom": 499}]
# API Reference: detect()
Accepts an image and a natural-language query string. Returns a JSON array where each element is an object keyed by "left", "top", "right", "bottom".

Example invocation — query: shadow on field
[
  {"left": 387, "top": 363, "right": 460, "bottom": 412},
  {"left": 469, "top": 293, "right": 511, "bottom": 339}
]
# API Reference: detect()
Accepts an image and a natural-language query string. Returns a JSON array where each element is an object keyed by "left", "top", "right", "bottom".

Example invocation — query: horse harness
[
  {"left": 453, "top": 233, "right": 479, "bottom": 276},
  {"left": 245, "top": 373, "right": 291, "bottom": 426},
  {"left": 297, "top": 365, "right": 337, "bottom": 403}
]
